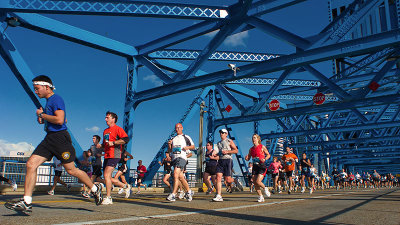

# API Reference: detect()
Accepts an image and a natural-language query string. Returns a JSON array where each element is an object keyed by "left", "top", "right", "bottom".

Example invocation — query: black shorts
[
  {"left": 285, "top": 170, "right": 294, "bottom": 178},
  {"left": 279, "top": 171, "right": 286, "bottom": 181},
  {"left": 92, "top": 165, "right": 102, "bottom": 177},
  {"left": 118, "top": 164, "right": 128, "bottom": 174},
  {"left": 33, "top": 130, "right": 76, "bottom": 163},
  {"left": 103, "top": 158, "right": 120, "bottom": 169},
  {"left": 252, "top": 163, "right": 267, "bottom": 176},
  {"left": 205, "top": 163, "right": 217, "bottom": 175},
  {"left": 54, "top": 170, "right": 62, "bottom": 177},
  {"left": 216, "top": 159, "right": 233, "bottom": 177},
  {"left": 272, "top": 173, "right": 279, "bottom": 179}
]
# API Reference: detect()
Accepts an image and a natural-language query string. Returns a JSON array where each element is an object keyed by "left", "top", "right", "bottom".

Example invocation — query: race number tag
[{"left": 172, "top": 146, "right": 181, "bottom": 154}]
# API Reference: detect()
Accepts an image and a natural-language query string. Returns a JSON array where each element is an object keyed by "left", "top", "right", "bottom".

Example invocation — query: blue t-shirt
[{"left": 44, "top": 94, "right": 67, "bottom": 132}]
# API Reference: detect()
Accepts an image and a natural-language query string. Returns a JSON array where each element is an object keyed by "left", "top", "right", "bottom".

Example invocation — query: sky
[{"left": 0, "top": 0, "right": 331, "bottom": 171}]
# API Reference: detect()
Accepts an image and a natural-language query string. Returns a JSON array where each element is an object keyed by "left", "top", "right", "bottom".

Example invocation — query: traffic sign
[
  {"left": 268, "top": 99, "right": 280, "bottom": 111},
  {"left": 225, "top": 105, "right": 232, "bottom": 112},
  {"left": 313, "top": 93, "right": 325, "bottom": 105}
]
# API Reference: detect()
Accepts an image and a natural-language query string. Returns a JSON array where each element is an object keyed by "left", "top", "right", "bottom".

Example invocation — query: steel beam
[{"left": 289, "top": 135, "right": 400, "bottom": 148}]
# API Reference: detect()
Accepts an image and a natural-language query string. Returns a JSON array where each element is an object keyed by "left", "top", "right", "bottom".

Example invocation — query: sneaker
[
  {"left": 66, "top": 184, "right": 71, "bottom": 192},
  {"left": 82, "top": 192, "right": 90, "bottom": 198},
  {"left": 178, "top": 191, "right": 185, "bottom": 199},
  {"left": 271, "top": 189, "right": 275, "bottom": 194},
  {"left": 166, "top": 193, "right": 176, "bottom": 202},
  {"left": 11, "top": 180, "right": 17, "bottom": 191},
  {"left": 144, "top": 184, "right": 147, "bottom": 190},
  {"left": 310, "top": 187, "right": 313, "bottom": 194},
  {"left": 264, "top": 187, "right": 271, "bottom": 198},
  {"left": 48, "top": 190, "right": 54, "bottom": 195},
  {"left": 93, "top": 183, "right": 103, "bottom": 206},
  {"left": 5, "top": 199, "right": 32, "bottom": 213},
  {"left": 257, "top": 195, "right": 265, "bottom": 202},
  {"left": 212, "top": 194, "right": 223, "bottom": 202},
  {"left": 125, "top": 184, "right": 131, "bottom": 198},
  {"left": 206, "top": 187, "right": 213, "bottom": 195},
  {"left": 136, "top": 191, "right": 141, "bottom": 195},
  {"left": 118, "top": 188, "right": 124, "bottom": 195},
  {"left": 301, "top": 187, "right": 305, "bottom": 193},
  {"left": 185, "top": 190, "right": 194, "bottom": 202},
  {"left": 288, "top": 189, "right": 291, "bottom": 194},
  {"left": 101, "top": 196, "right": 113, "bottom": 205}
]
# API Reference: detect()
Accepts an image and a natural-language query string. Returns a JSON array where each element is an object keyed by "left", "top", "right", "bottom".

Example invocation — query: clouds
[
  {"left": 143, "top": 74, "right": 163, "bottom": 86},
  {"left": 85, "top": 126, "right": 100, "bottom": 132},
  {"left": 224, "top": 31, "right": 249, "bottom": 47},
  {"left": 0, "top": 139, "right": 33, "bottom": 156}
]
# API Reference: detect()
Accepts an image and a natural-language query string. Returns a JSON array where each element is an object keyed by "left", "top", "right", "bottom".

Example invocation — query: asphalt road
[{"left": 1, "top": 188, "right": 399, "bottom": 225}]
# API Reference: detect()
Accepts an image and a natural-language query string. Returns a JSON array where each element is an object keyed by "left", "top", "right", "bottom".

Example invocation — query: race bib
[
  {"left": 253, "top": 157, "right": 260, "bottom": 164},
  {"left": 172, "top": 146, "right": 181, "bottom": 154}
]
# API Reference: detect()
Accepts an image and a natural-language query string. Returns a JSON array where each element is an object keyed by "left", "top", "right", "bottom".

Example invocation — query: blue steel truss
[{"left": 2, "top": 0, "right": 400, "bottom": 181}]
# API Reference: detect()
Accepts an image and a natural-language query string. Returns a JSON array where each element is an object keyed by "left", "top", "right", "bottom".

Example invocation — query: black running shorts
[{"left": 33, "top": 130, "right": 76, "bottom": 164}]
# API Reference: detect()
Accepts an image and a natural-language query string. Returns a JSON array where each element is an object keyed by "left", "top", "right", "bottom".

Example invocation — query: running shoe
[
  {"left": 93, "top": 183, "right": 103, "bottom": 206},
  {"left": 4, "top": 199, "right": 32, "bottom": 213},
  {"left": 178, "top": 191, "right": 185, "bottom": 199},
  {"left": 264, "top": 187, "right": 271, "bottom": 198},
  {"left": 136, "top": 191, "right": 141, "bottom": 195},
  {"left": 185, "top": 190, "right": 194, "bottom": 202},
  {"left": 66, "top": 184, "right": 71, "bottom": 192},
  {"left": 271, "top": 189, "right": 275, "bottom": 194},
  {"left": 257, "top": 195, "right": 265, "bottom": 203},
  {"left": 212, "top": 194, "right": 223, "bottom": 202},
  {"left": 144, "top": 184, "right": 147, "bottom": 190},
  {"left": 301, "top": 187, "right": 305, "bottom": 193},
  {"left": 11, "top": 181, "right": 18, "bottom": 191},
  {"left": 206, "top": 187, "right": 213, "bottom": 195},
  {"left": 101, "top": 196, "right": 113, "bottom": 205},
  {"left": 288, "top": 189, "right": 291, "bottom": 194},
  {"left": 125, "top": 184, "right": 131, "bottom": 198},
  {"left": 310, "top": 187, "right": 313, "bottom": 194},
  {"left": 82, "top": 192, "right": 90, "bottom": 198},
  {"left": 166, "top": 193, "right": 176, "bottom": 202},
  {"left": 118, "top": 188, "right": 124, "bottom": 195},
  {"left": 48, "top": 190, "right": 55, "bottom": 195}
]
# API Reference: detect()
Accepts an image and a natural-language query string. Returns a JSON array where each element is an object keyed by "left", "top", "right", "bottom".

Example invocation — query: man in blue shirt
[{"left": 5, "top": 75, "right": 103, "bottom": 213}]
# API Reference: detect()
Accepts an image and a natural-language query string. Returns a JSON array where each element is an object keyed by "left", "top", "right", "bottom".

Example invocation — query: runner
[
  {"left": 332, "top": 167, "right": 340, "bottom": 190},
  {"left": 5, "top": 75, "right": 102, "bottom": 213},
  {"left": 115, "top": 150, "right": 133, "bottom": 196},
  {"left": 96, "top": 111, "right": 131, "bottom": 205},
  {"left": 90, "top": 135, "right": 105, "bottom": 185},
  {"left": 339, "top": 169, "right": 348, "bottom": 190},
  {"left": 0, "top": 175, "right": 17, "bottom": 191},
  {"left": 245, "top": 134, "right": 271, "bottom": 202},
  {"left": 80, "top": 150, "right": 94, "bottom": 198},
  {"left": 372, "top": 170, "right": 380, "bottom": 188},
  {"left": 166, "top": 123, "right": 195, "bottom": 202},
  {"left": 213, "top": 128, "right": 238, "bottom": 202},
  {"left": 136, "top": 160, "right": 147, "bottom": 194},
  {"left": 281, "top": 147, "right": 298, "bottom": 194},
  {"left": 48, "top": 156, "right": 71, "bottom": 195},
  {"left": 203, "top": 141, "right": 219, "bottom": 195},
  {"left": 309, "top": 165, "right": 317, "bottom": 194},
  {"left": 348, "top": 172, "right": 355, "bottom": 189},
  {"left": 299, "top": 153, "right": 311, "bottom": 194},
  {"left": 247, "top": 162, "right": 254, "bottom": 192},
  {"left": 158, "top": 152, "right": 172, "bottom": 190},
  {"left": 267, "top": 157, "right": 282, "bottom": 194}
]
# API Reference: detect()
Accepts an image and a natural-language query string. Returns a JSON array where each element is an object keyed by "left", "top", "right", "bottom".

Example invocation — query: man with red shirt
[
  {"left": 97, "top": 111, "right": 131, "bottom": 204},
  {"left": 136, "top": 160, "right": 147, "bottom": 194},
  {"left": 281, "top": 147, "right": 298, "bottom": 194}
]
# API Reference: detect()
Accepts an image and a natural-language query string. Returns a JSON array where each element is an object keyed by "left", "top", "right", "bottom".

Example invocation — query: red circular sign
[
  {"left": 313, "top": 93, "right": 325, "bottom": 105},
  {"left": 268, "top": 99, "right": 280, "bottom": 111}
]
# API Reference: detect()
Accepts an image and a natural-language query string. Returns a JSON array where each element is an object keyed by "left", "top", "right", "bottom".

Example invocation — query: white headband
[{"left": 33, "top": 81, "right": 55, "bottom": 90}]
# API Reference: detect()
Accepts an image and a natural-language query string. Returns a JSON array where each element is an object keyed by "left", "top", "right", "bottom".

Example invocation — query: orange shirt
[
  {"left": 102, "top": 125, "right": 128, "bottom": 159},
  {"left": 282, "top": 153, "right": 298, "bottom": 172}
]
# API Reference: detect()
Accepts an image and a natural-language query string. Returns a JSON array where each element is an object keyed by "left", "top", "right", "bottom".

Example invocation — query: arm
[
  {"left": 228, "top": 140, "right": 238, "bottom": 154},
  {"left": 167, "top": 140, "right": 173, "bottom": 153},
  {"left": 244, "top": 148, "right": 251, "bottom": 161},
  {"left": 210, "top": 151, "right": 219, "bottom": 160},
  {"left": 36, "top": 107, "right": 65, "bottom": 125},
  {"left": 125, "top": 151, "right": 134, "bottom": 160},
  {"left": 262, "top": 145, "right": 271, "bottom": 161}
]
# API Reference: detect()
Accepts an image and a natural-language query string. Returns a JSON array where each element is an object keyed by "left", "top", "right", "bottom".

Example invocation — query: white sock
[
  {"left": 91, "top": 185, "right": 98, "bottom": 193},
  {"left": 23, "top": 196, "right": 32, "bottom": 205}
]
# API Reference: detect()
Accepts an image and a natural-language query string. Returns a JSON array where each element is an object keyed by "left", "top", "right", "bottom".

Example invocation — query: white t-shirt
[{"left": 170, "top": 134, "right": 194, "bottom": 161}]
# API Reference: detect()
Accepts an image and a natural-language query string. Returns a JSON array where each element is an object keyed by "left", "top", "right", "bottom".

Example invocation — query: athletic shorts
[
  {"left": 279, "top": 171, "right": 286, "bottom": 181},
  {"left": 33, "top": 130, "right": 76, "bottom": 164},
  {"left": 54, "top": 170, "right": 62, "bottom": 177},
  {"left": 92, "top": 165, "right": 103, "bottom": 177},
  {"left": 252, "top": 163, "right": 267, "bottom": 176},
  {"left": 271, "top": 173, "right": 279, "bottom": 179},
  {"left": 216, "top": 159, "right": 233, "bottom": 177},
  {"left": 164, "top": 167, "right": 172, "bottom": 175},
  {"left": 205, "top": 164, "right": 217, "bottom": 175},
  {"left": 118, "top": 164, "right": 128, "bottom": 174},
  {"left": 171, "top": 157, "right": 187, "bottom": 169},
  {"left": 103, "top": 158, "right": 120, "bottom": 169},
  {"left": 285, "top": 170, "right": 294, "bottom": 177},
  {"left": 301, "top": 168, "right": 310, "bottom": 177}
]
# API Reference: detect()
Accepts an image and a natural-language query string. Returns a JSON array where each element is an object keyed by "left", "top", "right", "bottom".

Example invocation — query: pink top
[{"left": 268, "top": 161, "right": 282, "bottom": 174}]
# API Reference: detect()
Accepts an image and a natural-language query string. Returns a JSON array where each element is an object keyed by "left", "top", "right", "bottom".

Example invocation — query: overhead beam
[
  {"left": 131, "top": 29, "right": 400, "bottom": 104},
  {"left": 289, "top": 135, "right": 400, "bottom": 148}
]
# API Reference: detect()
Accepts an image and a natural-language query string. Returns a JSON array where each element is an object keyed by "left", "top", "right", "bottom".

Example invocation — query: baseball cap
[{"left": 219, "top": 128, "right": 228, "bottom": 134}]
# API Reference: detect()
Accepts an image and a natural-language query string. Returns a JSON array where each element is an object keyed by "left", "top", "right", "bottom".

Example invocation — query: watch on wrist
[{"left": 39, "top": 112, "right": 43, "bottom": 118}]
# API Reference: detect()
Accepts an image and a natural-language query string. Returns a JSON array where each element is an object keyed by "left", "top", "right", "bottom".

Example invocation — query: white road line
[{"left": 53, "top": 193, "right": 346, "bottom": 225}]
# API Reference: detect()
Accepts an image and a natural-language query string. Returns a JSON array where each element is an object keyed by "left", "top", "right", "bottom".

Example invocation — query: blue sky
[{"left": 0, "top": 0, "right": 331, "bottom": 170}]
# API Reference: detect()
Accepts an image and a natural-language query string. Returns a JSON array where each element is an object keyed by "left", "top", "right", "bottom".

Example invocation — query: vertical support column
[
  {"left": 318, "top": 153, "right": 323, "bottom": 177},
  {"left": 207, "top": 89, "right": 215, "bottom": 143},
  {"left": 123, "top": 57, "right": 138, "bottom": 182}
]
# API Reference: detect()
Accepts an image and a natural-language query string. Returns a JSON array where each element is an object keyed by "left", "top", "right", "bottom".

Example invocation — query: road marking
[{"left": 53, "top": 193, "right": 345, "bottom": 225}]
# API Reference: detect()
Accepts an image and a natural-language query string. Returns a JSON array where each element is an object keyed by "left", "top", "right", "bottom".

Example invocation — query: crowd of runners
[{"left": 3, "top": 75, "right": 399, "bottom": 214}]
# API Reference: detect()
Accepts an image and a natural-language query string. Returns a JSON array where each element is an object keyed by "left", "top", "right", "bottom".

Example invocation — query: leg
[
  {"left": 203, "top": 172, "right": 212, "bottom": 189},
  {"left": 172, "top": 167, "right": 182, "bottom": 194},
  {"left": 103, "top": 166, "right": 114, "bottom": 197},
  {"left": 63, "top": 162, "right": 94, "bottom": 189},
  {"left": 50, "top": 176, "right": 60, "bottom": 192},
  {"left": 25, "top": 154, "right": 48, "bottom": 197},
  {"left": 163, "top": 174, "right": 171, "bottom": 188},
  {"left": 216, "top": 173, "right": 223, "bottom": 195}
]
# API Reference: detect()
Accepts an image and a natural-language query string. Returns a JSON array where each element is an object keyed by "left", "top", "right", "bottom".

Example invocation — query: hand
[
  {"left": 222, "top": 150, "right": 228, "bottom": 155},
  {"left": 108, "top": 141, "right": 114, "bottom": 146},
  {"left": 245, "top": 155, "right": 249, "bottom": 161},
  {"left": 96, "top": 143, "right": 102, "bottom": 148},
  {"left": 36, "top": 107, "right": 44, "bottom": 116}
]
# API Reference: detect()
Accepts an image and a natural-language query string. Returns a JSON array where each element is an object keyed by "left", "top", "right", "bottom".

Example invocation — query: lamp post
[{"left": 197, "top": 101, "right": 206, "bottom": 187}]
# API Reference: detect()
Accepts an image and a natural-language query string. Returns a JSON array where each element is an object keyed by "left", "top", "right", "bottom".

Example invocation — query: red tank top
[{"left": 250, "top": 144, "right": 265, "bottom": 159}]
